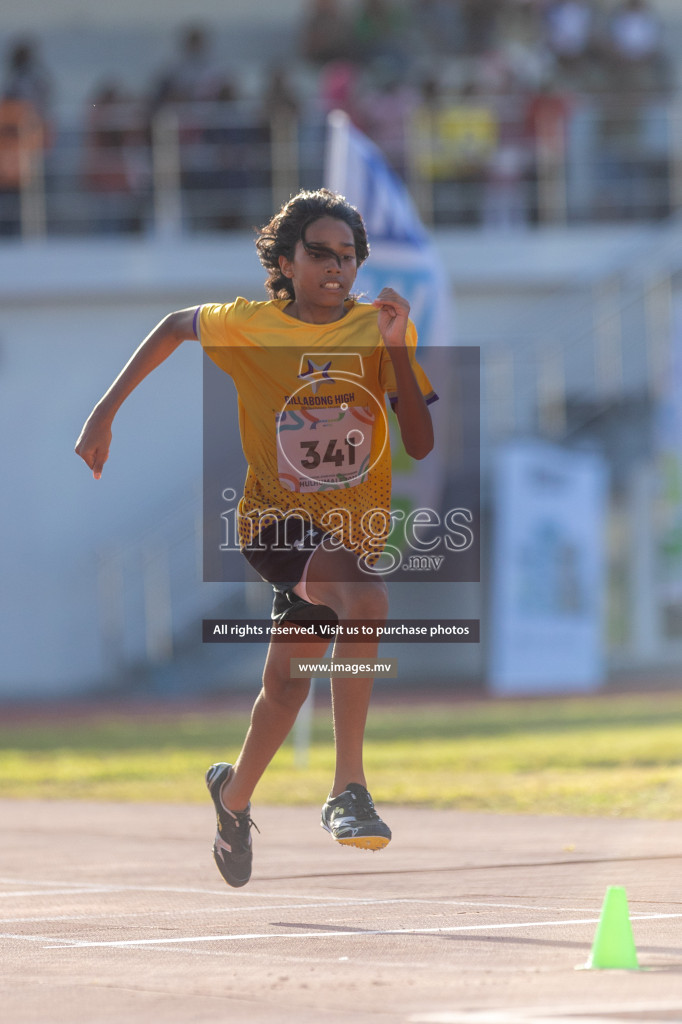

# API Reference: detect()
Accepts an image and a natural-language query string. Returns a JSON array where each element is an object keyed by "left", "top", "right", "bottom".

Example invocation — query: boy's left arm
[{"left": 373, "top": 287, "right": 434, "bottom": 460}]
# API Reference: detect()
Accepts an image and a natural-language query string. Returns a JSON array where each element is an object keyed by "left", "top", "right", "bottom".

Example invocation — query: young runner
[{"left": 75, "top": 188, "right": 437, "bottom": 887}]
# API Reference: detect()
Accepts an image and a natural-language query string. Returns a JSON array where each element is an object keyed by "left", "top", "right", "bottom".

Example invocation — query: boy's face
[{"left": 279, "top": 216, "right": 359, "bottom": 313}]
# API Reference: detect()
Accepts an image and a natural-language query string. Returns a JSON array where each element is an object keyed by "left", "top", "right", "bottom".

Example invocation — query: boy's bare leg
[
  {"left": 220, "top": 632, "right": 329, "bottom": 811},
  {"left": 328, "top": 671, "right": 373, "bottom": 796},
  {"left": 297, "top": 546, "right": 389, "bottom": 797}
]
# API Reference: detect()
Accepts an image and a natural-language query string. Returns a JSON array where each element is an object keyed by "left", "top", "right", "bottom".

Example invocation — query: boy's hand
[
  {"left": 75, "top": 412, "right": 112, "bottom": 480},
  {"left": 372, "top": 287, "right": 410, "bottom": 349}
]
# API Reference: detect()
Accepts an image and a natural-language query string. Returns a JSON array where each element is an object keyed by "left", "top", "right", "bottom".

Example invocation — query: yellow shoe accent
[{"left": 336, "top": 835, "right": 390, "bottom": 851}]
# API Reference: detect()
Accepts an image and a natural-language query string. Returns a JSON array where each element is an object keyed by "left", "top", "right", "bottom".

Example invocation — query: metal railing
[{"left": 1, "top": 93, "right": 680, "bottom": 238}]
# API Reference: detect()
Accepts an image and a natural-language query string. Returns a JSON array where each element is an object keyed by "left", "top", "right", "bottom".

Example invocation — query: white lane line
[
  {"left": 409, "top": 1016, "right": 627, "bottom": 1024},
  {"left": 0, "top": 879, "right": 404, "bottom": 901},
  {"left": 0, "top": 878, "right": 115, "bottom": 889},
  {"left": 417, "top": 900, "right": 602, "bottom": 914},
  {"left": 0, "top": 879, "right": 666, "bottom": 917},
  {"left": 409, "top": 1014, "right": 679, "bottom": 1024},
  {"left": 0, "top": 898, "right": 611, "bottom": 926},
  {"left": 409, "top": 1004, "right": 682, "bottom": 1024},
  {"left": 0, "top": 897, "right": 444, "bottom": 925},
  {"left": 1, "top": 889, "right": 673, "bottom": 935},
  {"left": 2, "top": 880, "right": 454, "bottom": 905},
  {"left": 42, "top": 910, "right": 682, "bottom": 949},
  {"left": 0, "top": 879, "right": 650, "bottom": 916},
  {"left": 0, "top": 889, "right": 135, "bottom": 899},
  {"left": 0, "top": 886, "right": 604, "bottom": 915}
]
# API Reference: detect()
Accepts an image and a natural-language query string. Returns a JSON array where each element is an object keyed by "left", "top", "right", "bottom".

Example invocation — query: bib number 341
[{"left": 276, "top": 405, "right": 374, "bottom": 492}]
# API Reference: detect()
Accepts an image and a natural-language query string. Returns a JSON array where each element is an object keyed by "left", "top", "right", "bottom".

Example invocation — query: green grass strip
[{"left": 1, "top": 692, "right": 682, "bottom": 816}]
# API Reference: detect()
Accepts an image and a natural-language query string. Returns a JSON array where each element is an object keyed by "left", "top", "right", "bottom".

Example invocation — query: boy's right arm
[{"left": 75, "top": 307, "right": 198, "bottom": 479}]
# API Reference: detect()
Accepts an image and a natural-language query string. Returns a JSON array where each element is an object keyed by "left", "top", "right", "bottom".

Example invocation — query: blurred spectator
[
  {"left": 409, "top": 0, "right": 466, "bottom": 56},
  {"left": 0, "top": 38, "right": 51, "bottom": 236},
  {"left": 2, "top": 37, "right": 51, "bottom": 119},
  {"left": 148, "top": 24, "right": 236, "bottom": 229},
  {"left": 524, "top": 79, "right": 573, "bottom": 153},
  {"left": 430, "top": 81, "right": 499, "bottom": 181},
  {"left": 607, "top": 0, "right": 662, "bottom": 64},
  {"left": 317, "top": 60, "right": 362, "bottom": 119},
  {"left": 261, "top": 67, "right": 301, "bottom": 213},
  {"left": 544, "top": 0, "right": 595, "bottom": 64},
  {"left": 413, "top": 80, "right": 499, "bottom": 224},
  {"left": 498, "top": 0, "right": 544, "bottom": 47},
  {"left": 0, "top": 97, "right": 45, "bottom": 234},
  {"left": 299, "top": 0, "right": 353, "bottom": 66},
  {"left": 604, "top": 0, "right": 668, "bottom": 92},
  {"left": 262, "top": 66, "right": 300, "bottom": 123},
  {"left": 354, "top": 61, "right": 419, "bottom": 177},
  {"left": 596, "top": 91, "right": 648, "bottom": 219},
  {"left": 523, "top": 78, "right": 573, "bottom": 223},
  {"left": 149, "top": 24, "right": 225, "bottom": 109},
  {"left": 482, "top": 75, "right": 535, "bottom": 229},
  {"left": 482, "top": 137, "right": 529, "bottom": 228},
  {"left": 83, "top": 82, "right": 149, "bottom": 234},
  {"left": 496, "top": 0, "right": 551, "bottom": 90},
  {"left": 461, "top": 0, "right": 504, "bottom": 55},
  {"left": 541, "top": 0, "right": 602, "bottom": 90},
  {"left": 596, "top": 1, "right": 670, "bottom": 218},
  {"left": 350, "top": 0, "right": 409, "bottom": 65},
  {"left": 197, "top": 80, "right": 270, "bottom": 230}
]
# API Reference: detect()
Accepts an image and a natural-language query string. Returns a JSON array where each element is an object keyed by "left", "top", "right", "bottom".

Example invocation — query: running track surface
[{"left": 3, "top": 800, "right": 682, "bottom": 1024}]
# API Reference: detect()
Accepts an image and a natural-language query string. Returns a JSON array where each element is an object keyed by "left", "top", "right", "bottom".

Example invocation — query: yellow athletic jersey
[{"left": 198, "top": 297, "right": 437, "bottom": 557}]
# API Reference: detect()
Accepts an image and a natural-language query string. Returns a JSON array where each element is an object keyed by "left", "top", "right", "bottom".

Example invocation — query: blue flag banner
[
  {"left": 324, "top": 111, "right": 480, "bottom": 591},
  {"left": 324, "top": 109, "right": 464, "bottom": 530},
  {"left": 324, "top": 109, "right": 454, "bottom": 349}
]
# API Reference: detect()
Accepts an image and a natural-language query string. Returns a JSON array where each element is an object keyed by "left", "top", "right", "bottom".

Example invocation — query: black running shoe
[
  {"left": 320, "top": 782, "right": 391, "bottom": 851},
  {"left": 205, "top": 762, "right": 258, "bottom": 887}
]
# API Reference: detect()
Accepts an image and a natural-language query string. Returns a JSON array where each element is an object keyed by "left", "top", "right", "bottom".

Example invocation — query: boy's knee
[
  {"left": 336, "top": 580, "right": 388, "bottom": 623},
  {"left": 261, "top": 672, "right": 310, "bottom": 713}
]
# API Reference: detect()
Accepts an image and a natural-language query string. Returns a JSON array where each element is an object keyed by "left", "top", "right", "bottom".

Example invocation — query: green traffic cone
[{"left": 583, "top": 886, "right": 639, "bottom": 970}]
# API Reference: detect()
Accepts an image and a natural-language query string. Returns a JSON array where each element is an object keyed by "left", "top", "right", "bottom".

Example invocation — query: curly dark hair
[{"left": 255, "top": 188, "right": 370, "bottom": 301}]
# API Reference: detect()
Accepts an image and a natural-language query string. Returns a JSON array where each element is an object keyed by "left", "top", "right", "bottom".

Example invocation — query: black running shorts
[{"left": 241, "top": 517, "right": 338, "bottom": 628}]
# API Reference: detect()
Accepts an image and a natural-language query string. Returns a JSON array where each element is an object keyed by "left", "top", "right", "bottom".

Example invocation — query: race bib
[{"left": 276, "top": 404, "right": 375, "bottom": 492}]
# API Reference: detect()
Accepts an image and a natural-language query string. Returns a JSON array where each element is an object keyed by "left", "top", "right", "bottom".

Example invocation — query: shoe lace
[
  {"left": 225, "top": 809, "right": 260, "bottom": 853},
  {"left": 349, "top": 787, "right": 379, "bottom": 821}
]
